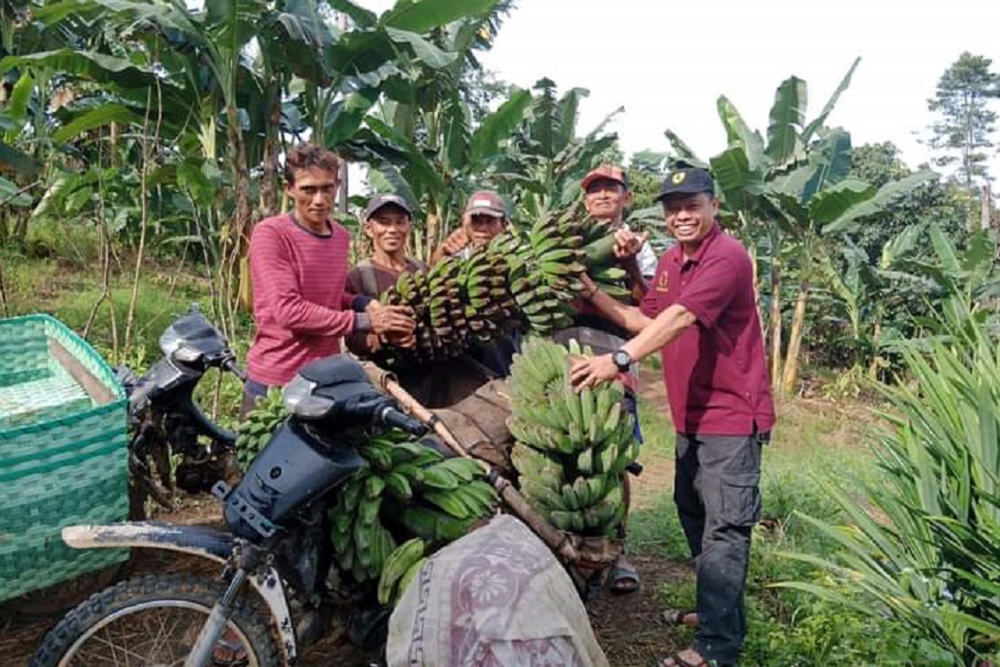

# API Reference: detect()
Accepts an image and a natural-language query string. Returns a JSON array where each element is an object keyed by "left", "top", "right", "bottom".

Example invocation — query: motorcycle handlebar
[
  {"left": 222, "top": 358, "right": 247, "bottom": 382},
  {"left": 376, "top": 405, "right": 426, "bottom": 436}
]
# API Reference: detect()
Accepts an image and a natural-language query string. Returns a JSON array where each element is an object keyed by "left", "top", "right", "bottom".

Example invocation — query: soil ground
[{"left": 1, "top": 368, "right": 875, "bottom": 666}]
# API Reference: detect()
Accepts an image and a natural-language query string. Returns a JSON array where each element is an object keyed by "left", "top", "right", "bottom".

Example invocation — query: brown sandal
[
  {"left": 655, "top": 648, "right": 731, "bottom": 667},
  {"left": 662, "top": 608, "right": 699, "bottom": 628}
]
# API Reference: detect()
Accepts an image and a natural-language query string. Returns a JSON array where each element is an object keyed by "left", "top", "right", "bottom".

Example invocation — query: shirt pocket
[{"left": 721, "top": 471, "right": 762, "bottom": 527}]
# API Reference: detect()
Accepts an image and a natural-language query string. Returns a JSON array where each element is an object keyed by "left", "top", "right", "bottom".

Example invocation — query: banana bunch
[
  {"left": 379, "top": 259, "right": 465, "bottom": 366},
  {"left": 504, "top": 210, "right": 587, "bottom": 336},
  {"left": 579, "top": 217, "right": 634, "bottom": 300},
  {"left": 456, "top": 244, "right": 516, "bottom": 344},
  {"left": 377, "top": 537, "right": 427, "bottom": 606},
  {"left": 234, "top": 389, "right": 288, "bottom": 469},
  {"left": 328, "top": 429, "right": 499, "bottom": 588},
  {"left": 506, "top": 337, "right": 640, "bottom": 536}
]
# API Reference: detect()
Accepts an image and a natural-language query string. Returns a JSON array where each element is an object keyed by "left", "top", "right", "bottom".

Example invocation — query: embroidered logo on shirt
[{"left": 656, "top": 272, "right": 669, "bottom": 292}]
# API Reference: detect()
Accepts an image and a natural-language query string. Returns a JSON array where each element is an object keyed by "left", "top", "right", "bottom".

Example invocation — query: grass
[{"left": 2, "top": 248, "right": 248, "bottom": 427}]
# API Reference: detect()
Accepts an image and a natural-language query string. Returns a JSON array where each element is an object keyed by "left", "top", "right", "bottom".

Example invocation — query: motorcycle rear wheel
[{"left": 29, "top": 574, "right": 279, "bottom": 667}]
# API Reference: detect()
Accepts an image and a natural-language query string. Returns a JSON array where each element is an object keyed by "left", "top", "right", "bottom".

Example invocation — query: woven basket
[{"left": 0, "top": 314, "right": 129, "bottom": 601}]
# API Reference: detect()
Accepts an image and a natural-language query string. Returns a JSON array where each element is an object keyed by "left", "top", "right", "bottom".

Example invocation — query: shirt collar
[{"left": 671, "top": 223, "right": 721, "bottom": 265}]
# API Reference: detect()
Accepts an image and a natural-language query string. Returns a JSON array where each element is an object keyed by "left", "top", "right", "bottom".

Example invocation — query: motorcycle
[
  {"left": 29, "top": 354, "right": 429, "bottom": 667},
  {"left": 120, "top": 304, "right": 245, "bottom": 516}
]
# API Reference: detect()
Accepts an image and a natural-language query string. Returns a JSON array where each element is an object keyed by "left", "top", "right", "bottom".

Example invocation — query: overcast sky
[{"left": 359, "top": 0, "right": 1000, "bottom": 180}]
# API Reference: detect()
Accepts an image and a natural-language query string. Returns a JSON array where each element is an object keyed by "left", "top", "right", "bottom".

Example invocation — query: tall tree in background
[{"left": 927, "top": 52, "right": 999, "bottom": 187}]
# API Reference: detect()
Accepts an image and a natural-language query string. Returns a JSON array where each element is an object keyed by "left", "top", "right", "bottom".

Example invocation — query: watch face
[{"left": 613, "top": 350, "right": 631, "bottom": 369}]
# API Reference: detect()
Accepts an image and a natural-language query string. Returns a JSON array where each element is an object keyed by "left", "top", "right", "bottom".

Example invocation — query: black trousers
[{"left": 674, "top": 431, "right": 763, "bottom": 665}]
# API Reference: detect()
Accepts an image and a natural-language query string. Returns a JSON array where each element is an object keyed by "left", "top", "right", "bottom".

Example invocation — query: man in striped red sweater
[{"left": 242, "top": 145, "right": 415, "bottom": 416}]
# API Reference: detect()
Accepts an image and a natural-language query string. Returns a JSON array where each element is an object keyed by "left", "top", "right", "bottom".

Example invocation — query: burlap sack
[{"left": 386, "top": 514, "right": 609, "bottom": 667}]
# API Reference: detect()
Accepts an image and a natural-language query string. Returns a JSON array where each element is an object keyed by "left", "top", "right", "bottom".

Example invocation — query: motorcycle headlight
[
  {"left": 282, "top": 375, "right": 334, "bottom": 419},
  {"left": 159, "top": 327, "right": 183, "bottom": 356},
  {"left": 172, "top": 345, "right": 202, "bottom": 364}
]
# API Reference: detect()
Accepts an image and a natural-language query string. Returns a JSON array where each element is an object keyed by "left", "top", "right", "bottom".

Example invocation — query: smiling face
[
  {"left": 584, "top": 178, "right": 632, "bottom": 222},
  {"left": 662, "top": 192, "right": 718, "bottom": 249},
  {"left": 286, "top": 166, "right": 339, "bottom": 233},
  {"left": 365, "top": 205, "right": 411, "bottom": 257},
  {"left": 463, "top": 213, "right": 506, "bottom": 248}
]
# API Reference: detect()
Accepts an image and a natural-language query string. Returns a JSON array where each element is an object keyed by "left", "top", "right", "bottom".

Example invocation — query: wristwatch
[{"left": 612, "top": 348, "right": 633, "bottom": 372}]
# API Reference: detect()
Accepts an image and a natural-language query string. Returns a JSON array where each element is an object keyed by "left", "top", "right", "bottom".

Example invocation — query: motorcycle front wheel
[{"left": 29, "top": 574, "right": 279, "bottom": 667}]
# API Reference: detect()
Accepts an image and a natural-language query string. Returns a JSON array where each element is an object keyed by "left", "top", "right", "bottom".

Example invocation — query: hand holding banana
[
  {"left": 612, "top": 228, "right": 648, "bottom": 260},
  {"left": 569, "top": 354, "right": 619, "bottom": 391}
]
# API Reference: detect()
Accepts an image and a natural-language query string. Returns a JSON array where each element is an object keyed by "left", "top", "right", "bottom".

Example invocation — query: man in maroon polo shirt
[{"left": 569, "top": 167, "right": 775, "bottom": 667}]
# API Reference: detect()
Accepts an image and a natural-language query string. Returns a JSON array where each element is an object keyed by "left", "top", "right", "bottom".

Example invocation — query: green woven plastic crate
[{"left": 0, "top": 314, "right": 129, "bottom": 601}]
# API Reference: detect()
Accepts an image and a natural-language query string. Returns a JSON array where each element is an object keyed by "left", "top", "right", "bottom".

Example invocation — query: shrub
[{"left": 780, "top": 302, "right": 1000, "bottom": 665}]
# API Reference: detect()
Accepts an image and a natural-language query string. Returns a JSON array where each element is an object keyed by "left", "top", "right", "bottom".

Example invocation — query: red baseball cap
[
  {"left": 581, "top": 164, "right": 629, "bottom": 191},
  {"left": 464, "top": 190, "right": 507, "bottom": 218}
]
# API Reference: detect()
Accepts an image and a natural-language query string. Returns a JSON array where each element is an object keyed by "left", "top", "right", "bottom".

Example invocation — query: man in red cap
[
  {"left": 432, "top": 190, "right": 509, "bottom": 263},
  {"left": 559, "top": 164, "right": 654, "bottom": 596},
  {"left": 580, "top": 164, "right": 657, "bottom": 298},
  {"left": 570, "top": 166, "right": 775, "bottom": 667}
]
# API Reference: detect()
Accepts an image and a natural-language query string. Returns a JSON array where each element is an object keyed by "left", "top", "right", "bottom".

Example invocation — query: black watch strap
[{"left": 612, "top": 349, "right": 632, "bottom": 372}]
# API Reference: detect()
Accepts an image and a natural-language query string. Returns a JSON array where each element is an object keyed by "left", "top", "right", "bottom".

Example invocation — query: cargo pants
[{"left": 674, "top": 430, "right": 765, "bottom": 665}]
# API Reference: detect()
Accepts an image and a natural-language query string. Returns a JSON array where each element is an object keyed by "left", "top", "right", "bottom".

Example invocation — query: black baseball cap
[
  {"left": 364, "top": 193, "right": 412, "bottom": 220},
  {"left": 654, "top": 167, "right": 715, "bottom": 202}
]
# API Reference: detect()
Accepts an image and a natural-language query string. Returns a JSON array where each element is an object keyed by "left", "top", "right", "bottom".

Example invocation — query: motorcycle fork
[{"left": 184, "top": 567, "right": 248, "bottom": 667}]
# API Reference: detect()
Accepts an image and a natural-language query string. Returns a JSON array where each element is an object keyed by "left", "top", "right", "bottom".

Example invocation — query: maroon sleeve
[
  {"left": 249, "top": 224, "right": 355, "bottom": 336},
  {"left": 676, "top": 255, "right": 741, "bottom": 329},
  {"left": 639, "top": 264, "right": 665, "bottom": 318},
  {"left": 345, "top": 268, "right": 363, "bottom": 297}
]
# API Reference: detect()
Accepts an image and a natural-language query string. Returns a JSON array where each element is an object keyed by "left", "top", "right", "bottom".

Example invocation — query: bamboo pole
[{"left": 362, "top": 363, "right": 580, "bottom": 563}]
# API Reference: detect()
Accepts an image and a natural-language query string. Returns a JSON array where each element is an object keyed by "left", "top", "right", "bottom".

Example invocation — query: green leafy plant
[{"left": 779, "top": 302, "right": 1000, "bottom": 665}]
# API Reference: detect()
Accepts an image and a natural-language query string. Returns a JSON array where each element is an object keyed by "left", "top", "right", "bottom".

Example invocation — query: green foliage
[{"left": 781, "top": 306, "right": 1000, "bottom": 664}]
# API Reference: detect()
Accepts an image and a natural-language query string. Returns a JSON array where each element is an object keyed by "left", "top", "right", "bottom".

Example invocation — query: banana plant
[
  {"left": 494, "top": 78, "right": 621, "bottom": 222},
  {"left": 665, "top": 59, "right": 861, "bottom": 390},
  {"left": 767, "top": 144, "right": 934, "bottom": 394}
]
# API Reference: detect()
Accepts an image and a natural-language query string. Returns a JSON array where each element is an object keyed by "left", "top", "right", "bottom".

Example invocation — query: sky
[{"left": 358, "top": 0, "right": 1000, "bottom": 181}]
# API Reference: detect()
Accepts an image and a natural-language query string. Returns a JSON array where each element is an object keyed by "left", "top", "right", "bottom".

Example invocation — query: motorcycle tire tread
[{"left": 28, "top": 574, "right": 280, "bottom": 667}]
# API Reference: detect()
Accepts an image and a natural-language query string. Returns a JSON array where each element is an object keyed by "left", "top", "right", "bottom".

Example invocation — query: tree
[
  {"left": 927, "top": 52, "right": 1000, "bottom": 187},
  {"left": 849, "top": 142, "right": 970, "bottom": 259}
]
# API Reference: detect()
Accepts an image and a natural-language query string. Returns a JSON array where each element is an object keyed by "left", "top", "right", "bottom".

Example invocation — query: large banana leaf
[
  {"left": 52, "top": 103, "right": 142, "bottom": 144},
  {"left": 468, "top": 87, "right": 530, "bottom": 166},
  {"left": 0, "top": 49, "right": 158, "bottom": 89},
  {"left": 765, "top": 76, "right": 807, "bottom": 167},
  {"left": 801, "top": 128, "right": 852, "bottom": 202},
  {"left": 716, "top": 95, "right": 766, "bottom": 172},
  {"left": 663, "top": 128, "right": 703, "bottom": 165},
  {"left": 385, "top": 27, "right": 458, "bottom": 69},
  {"left": 323, "top": 88, "right": 380, "bottom": 147},
  {"left": 709, "top": 146, "right": 764, "bottom": 214},
  {"left": 806, "top": 179, "right": 874, "bottom": 226},
  {"left": 802, "top": 57, "right": 861, "bottom": 142},
  {"left": 382, "top": 0, "right": 500, "bottom": 34},
  {"left": 823, "top": 170, "right": 937, "bottom": 233}
]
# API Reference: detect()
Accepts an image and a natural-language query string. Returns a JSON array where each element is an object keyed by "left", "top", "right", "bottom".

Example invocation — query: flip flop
[
  {"left": 609, "top": 562, "right": 640, "bottom": 595},
  {"left": 655, "top": 648, "right": 731, "bottom": 667},
  {"left": 213, "top": 636, "right": 248, "bottom": 667},
  {"left": 662, "top": 608, "right": 699, "bottom": 628}
]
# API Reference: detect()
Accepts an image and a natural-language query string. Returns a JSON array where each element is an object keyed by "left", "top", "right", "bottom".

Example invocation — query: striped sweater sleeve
[{"left": 249, "top": 223, "right": 356, "bottom": 337}]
